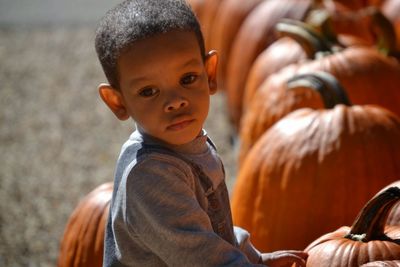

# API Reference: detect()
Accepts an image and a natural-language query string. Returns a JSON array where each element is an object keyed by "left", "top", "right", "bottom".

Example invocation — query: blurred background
[{"left": 0, "top": 0, "right": 236, "bottom": 265}]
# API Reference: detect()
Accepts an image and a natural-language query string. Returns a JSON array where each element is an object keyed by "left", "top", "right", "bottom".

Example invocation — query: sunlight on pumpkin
[
  {"left": 93, "top": 191, "right": 112, "bottom": 204},
  {"left": 273, "top": 109, "right": 315, "bottom": 138}
]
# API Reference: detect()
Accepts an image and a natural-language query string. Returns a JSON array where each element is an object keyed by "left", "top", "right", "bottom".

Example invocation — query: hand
[{"left": 260, "top": 250, "right": 308, "bottom": 267}]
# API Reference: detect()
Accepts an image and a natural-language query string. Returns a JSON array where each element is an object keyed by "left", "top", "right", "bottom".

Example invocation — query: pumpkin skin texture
[
  {"left": 57, "top": 182, "right": 113, "bottom": 267},
  {"left": 210, "top": 0, "right": 264, "bottom": 91},
  {"left": 323, "top": 9, "right": 374, "bottom": 45},
  {"left": 361, "top": 260, "right": 400, "bottom": 267},
  {"left": 232, "top": 92, "right": 400, "bottom": 252},
  {"left": 327, "top": 0, "right": 383, "bottom": 11},
  {"left": 302, "top": 187, "right": 400, "bottom": 267},
  {"left": 225, "top": 0, "right": 311, "bottom": 129},
  {"left": 186, "top": 0, "right": 226, "bottom": 51},
  {"left": 238, "top": 47, "right": 400, "bottom": 163},
  {"left": 186, "top": 0, "right": 205, "bottom": 20},
  {"left": 241, "top": 17, "right": 370, "bottom": 113},
  {"left": 243, "top": 36, "right": 308, "bottom": 112},
  {"left": 195, "top": 0, "right": 225, "bottom": 51}
]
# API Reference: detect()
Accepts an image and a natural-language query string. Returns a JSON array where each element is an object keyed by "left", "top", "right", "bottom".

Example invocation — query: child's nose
[{"left": 164, "top": 96, "right": 189, "bottom": 112}]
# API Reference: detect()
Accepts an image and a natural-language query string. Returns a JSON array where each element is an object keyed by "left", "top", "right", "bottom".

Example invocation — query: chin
[{"left": 169, "top": 131, "right": 200, "bottom": 145}]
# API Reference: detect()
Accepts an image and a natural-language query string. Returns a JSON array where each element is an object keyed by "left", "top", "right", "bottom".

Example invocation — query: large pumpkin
[
  {"left": 57, "top": 182, "right": 113, "bottom": 267},
  {"left": 302, "top": 187, "right": 400, "bottom": 267},
  {"left": 231, "top": 72, "right": 400, "bottom": 252},
  {"left": 225, "top": 0, "right": 311, "bottom": 129},
  {"left": 239, "top": 44, "right": 400, "bottom": 163},
  {"left": 210, "top": 0, "right": 264, "bottom": 91}
]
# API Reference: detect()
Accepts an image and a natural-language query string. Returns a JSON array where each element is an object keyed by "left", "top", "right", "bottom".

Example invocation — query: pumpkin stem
[
  {"left": 365, "top": 7, "right": 398, "bottom": 56},
  {"left": 305, "top": 8, "right": 340, "bottom": 46},
  {"left": 275, "top": 19, "right": 333, "bottom": 59},
  {"left": 345, "top": 186, "right": 400, "bottom": 242},
  {"left": 286, "top": 71, "right": 352, "bottom": 108}
]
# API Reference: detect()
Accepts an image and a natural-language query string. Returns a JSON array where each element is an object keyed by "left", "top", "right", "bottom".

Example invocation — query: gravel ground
[{"left": 0, "top": 25, "right": 237, "bottom": 266}]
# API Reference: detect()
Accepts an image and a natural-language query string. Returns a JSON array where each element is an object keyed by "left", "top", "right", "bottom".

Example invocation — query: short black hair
[{"left": 95, "top": 0, "right": 205, "bottom": 89}]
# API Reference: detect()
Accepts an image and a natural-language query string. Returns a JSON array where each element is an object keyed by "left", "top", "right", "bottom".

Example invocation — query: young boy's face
[{"left": 99, "top": 30, "right": 218, "bottom": 145}]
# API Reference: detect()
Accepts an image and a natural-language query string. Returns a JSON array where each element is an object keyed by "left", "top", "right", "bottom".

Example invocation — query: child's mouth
[{"left": 167, "top": 119, "right": 195, "bottom": 131}]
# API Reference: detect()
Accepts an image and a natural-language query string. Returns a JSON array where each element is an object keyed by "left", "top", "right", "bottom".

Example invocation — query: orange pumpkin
[
  {"left": 225, "top": 0, "right": 311, "bottom": 129},
  {"left": 239, "top": 45, "right": 400, "bottom": 163},
  {"left": 185, "top": 0, "right": 225, "bottom": 51},
  {"left": 302, "top": 187, "right": 400, "bottom": 267},
  {"left": 231, "top": 72, "right": 400, "bottom": 252},
  {"left": 242, "top": 18, "right": 332, "bottom": 113},
  {"left": 57, "top": 182, "right": 113, "bottom": 267},
  {"left": 186, "top": 0, "right": 205, "bottom": 20},
  {"left": 308, "top": 4, "right": 395, "bottom": 50},
  {"left": 243, "top": 11, "right": 398, "bottom": 114},
  {"left": 210, "top": 0, "right": 264, "bottom": 91},
  {"left": 201, "top": 0, "right": 225, "bottom": 50}
]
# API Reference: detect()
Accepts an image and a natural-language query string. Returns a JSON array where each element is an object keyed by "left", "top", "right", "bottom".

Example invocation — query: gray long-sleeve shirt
[{"left": 104, "top": 129, "right": 263, "bottom": 266}]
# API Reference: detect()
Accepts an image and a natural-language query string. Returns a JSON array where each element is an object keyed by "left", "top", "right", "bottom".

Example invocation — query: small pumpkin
[
  {"left": 57, "top": 182, "right": 113, "bottom": 267},
  {"left": 231, "top": 72, "right": 400, "bottom": 252},
  {"left": 302, "top": 186, "right": 400, "bottom": 267}
]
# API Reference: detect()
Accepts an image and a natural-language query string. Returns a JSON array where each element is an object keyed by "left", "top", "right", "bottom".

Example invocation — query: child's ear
[
  {"left": 205, "top": 50, "right": 218, "bottom": 95},
  {"left": 98, "top": 83, "right": 130, "bottom": 121}
]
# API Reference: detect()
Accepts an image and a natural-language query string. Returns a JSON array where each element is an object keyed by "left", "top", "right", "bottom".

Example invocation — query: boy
[{"left": 95, "top": 0, "right": 308, "bottom": 266}]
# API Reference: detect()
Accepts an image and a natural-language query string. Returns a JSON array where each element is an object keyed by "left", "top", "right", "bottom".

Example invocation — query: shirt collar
[{"left": 134, "top": 126, "right": 209, "bottom": 155}]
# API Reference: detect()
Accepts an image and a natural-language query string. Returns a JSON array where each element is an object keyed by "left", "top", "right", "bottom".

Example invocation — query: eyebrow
[
  {"left": 127, "top": 58, "right": 202, "bottom": 88},
  {"left": 181, "top": 58, "right": 202, "bottom": 68}
]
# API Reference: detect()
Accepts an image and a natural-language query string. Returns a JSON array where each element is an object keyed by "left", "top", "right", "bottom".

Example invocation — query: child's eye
[
  {"left": 139, "top": 87, "right": 158, "bottom": 97},
  {"left": 181, "top": 74, "right": 198, "bottom": 85}
]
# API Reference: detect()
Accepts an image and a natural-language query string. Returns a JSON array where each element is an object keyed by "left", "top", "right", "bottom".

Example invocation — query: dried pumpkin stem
[
  {"left": 358, "top": 7, "right": 397, "bottom": 55},
  {"left": 286, "top": 71, "right": 352, "bottom": 108},
  {"left": 305, "top": 8, "right": 339, "bottom": 45},
  {"left": 345, "top": 186, "right": 400, "bottom": 242},
  {"left": 275, "top": 19, "right": 332, "bottom": 59}
]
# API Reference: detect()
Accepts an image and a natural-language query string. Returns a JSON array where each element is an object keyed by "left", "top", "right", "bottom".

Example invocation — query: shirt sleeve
[{"left": 123, "top": 154, "right": 262, "bottom": 266}]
